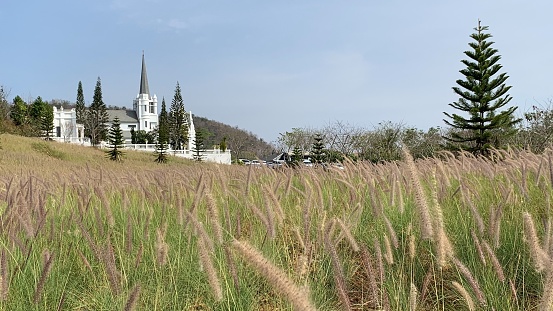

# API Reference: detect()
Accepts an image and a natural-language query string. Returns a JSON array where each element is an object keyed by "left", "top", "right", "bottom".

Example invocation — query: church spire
[{"left": 139, "top": 51, "right": 150, "bottom": 95}]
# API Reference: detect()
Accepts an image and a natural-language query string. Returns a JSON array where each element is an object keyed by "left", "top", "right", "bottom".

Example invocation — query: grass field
[{"left": 0, "top": 133, "right": 550, "bottom": 310}]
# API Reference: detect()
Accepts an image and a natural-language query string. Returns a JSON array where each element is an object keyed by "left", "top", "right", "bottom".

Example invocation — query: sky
[{"left": 2, "top": 1, "right": 553, "bottom": 144}]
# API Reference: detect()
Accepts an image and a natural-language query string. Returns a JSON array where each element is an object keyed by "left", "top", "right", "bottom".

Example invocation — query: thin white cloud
[{"left": 108, "top": 0, "right": 219, "bottom": 33}]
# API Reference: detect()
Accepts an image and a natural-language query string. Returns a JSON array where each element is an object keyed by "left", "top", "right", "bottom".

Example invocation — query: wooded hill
[{"left": 192, "top": 115, "right": 276, "bottom": 160}]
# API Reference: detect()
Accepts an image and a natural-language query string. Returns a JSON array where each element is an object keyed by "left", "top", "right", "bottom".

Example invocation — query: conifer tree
[
  {"left": 291, "top": 145, "right": 303, "bottom": 165},
  {"left": 443, "top": 20, "right": 521, "bottom": 155},
  {"left": 220, "top": 137, "right": 227, "bottom": 152},
  {"left": 10, "top": 96, "right": 27, "bottom": 126},
  {"left": 130, "top": 127, "right": 136, "bottom": 144},
  {"left": 106, "top": 116, "right": 124, "bottom": 161},
  {"left": 155, "top": 97, "right": 170, "bottom": 163},
  {"left": 311, "top": 133, "right": 325, "bottom": 164},
  {"left": 0, "top": 86, "right": 9, "bottom": 124},
  {"left": 192, "top": 130, "right": 206, "bottom": 162},
  {"left": 29, "top": 97, "right": 50, "bottom": 137},
  {"left": 87, "top": 77, "right": 109, "bottom": 146},
  {"left": 29, "top": 96, "right": 46, "bottom": 122},
  {"left": 40, "top": 104, "right": 54, "bottom": 139},
  {"left": 75, "top": 81, "right": 86, "bottom": 124},
  {"left": 169, "top": 82, "right": 188, "bottom": 150}
]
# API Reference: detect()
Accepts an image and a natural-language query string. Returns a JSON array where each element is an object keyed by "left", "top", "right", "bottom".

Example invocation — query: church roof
[
  {"left": 139, "top": 52, "right": 150, "bottom": 95},
  {"left": 107, "top": 109, "right": 138, "bottom": 123}
]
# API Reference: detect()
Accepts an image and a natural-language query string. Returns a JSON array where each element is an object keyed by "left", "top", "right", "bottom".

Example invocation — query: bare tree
[
  {"left": 277, "top": 127, "right": 316, "bottom": 154},
  {"left": 322, "top": 121, "right": 364, "bottom": 156},
  {"left": 63, "top": 121, "right": 76, "bottom": 142}
]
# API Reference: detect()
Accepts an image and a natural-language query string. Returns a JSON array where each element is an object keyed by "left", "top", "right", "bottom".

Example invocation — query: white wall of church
[{"left": 52, "top": 106, "right": 84, "bottom": 143}]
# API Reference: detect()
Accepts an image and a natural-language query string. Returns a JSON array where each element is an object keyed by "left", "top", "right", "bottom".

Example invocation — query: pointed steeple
[{"left": 139, "top": 51, "right": 150, "bottom": 95}]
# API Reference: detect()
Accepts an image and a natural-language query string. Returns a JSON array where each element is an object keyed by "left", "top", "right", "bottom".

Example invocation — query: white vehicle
[{"left": 239, "top": 159, "right": 250, "bottom": 165}]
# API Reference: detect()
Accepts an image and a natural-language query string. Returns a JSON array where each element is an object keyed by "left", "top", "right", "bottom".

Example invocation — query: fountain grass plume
[
  {"left": 452, "top": 281, "right": 475, "bottom": 311},
  {"left": 336, "top": 218, "right": 359, "bottom": 252},
  {"left": 323, "top": 223, "right": 352, "bottom": 311},
  {"left": 124, "top": 284, "right": 141, "bottom": 311},
  {"left": 452, "top": 257, "right": 486, "bottom": 306},
  {"left": 33, "top": 250, "right": 54, "bottom": 304},
  {"left": 401, "top": 146, "right": 434, "bottom": 240},
  {"left": 197, "top": 236, "right": 223, "bottom": 301},
  {"left": 523, "top": 212, "right": 550, "bottom": 272},
  {"left": 0, "top": 249, "right": 8, "bottom": 301},
  {"left": 482, "top": 240, "right": 505, "bottom": 282},
  {"left": 232, "top": 239, "right": 317, "bottom": 311}
]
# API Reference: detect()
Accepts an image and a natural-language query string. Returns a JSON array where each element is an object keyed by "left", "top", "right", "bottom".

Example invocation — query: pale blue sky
[{"left": 1, "top": 1, "right": 552, "bottom": 143}]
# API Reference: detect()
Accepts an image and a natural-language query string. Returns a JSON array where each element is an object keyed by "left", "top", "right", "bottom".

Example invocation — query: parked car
[
  {"left": 239, "top": 159, "right": 250, "bottom": 165},
  {"left": 303, "top": 159, "right": 313, "bottom": 167}
]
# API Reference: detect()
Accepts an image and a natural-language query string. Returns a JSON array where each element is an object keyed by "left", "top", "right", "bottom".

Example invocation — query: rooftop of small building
[{"left": 107, "top": 109, "right": 138, "bottom": 122}]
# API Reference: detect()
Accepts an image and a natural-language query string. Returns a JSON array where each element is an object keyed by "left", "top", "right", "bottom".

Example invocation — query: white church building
[{"left": 52, "top": 53, "right": 230, "bottom": 164}]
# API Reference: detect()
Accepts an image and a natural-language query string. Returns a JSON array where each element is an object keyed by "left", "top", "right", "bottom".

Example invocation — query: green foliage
[
  {"left": 219, "top": 137, "right": 227, "bottom": 152},
  {"left": 105, "top": 116, "right": 124, "bottom": 161},
  {"left": 134, "top": 130, "right": 154, "bottom": 144},
  {"left": 0, "top": 86, "right": 9, "bottom": 122},
  {"left": 310, "top": 133, "right": 325, "bottom": 164},
  {"left": 130, "top": 127, "right": 136, "bottom": 144},
  {"left": 86, "top": 77, "right": 109, "bottom": 146},
  {"left": 40, "top": 104, "right": 54, "bottom": 139},
  {"left": 158, "top": 98, "right": 169, "bottom": 145},
  {"left": 513, "top": 103, "right": 553, "bottom": 152},
  {"left": 23, "top": 96, "right": 54, "bottom": 138},
  {"left": 291, "top": 145, "right": 303, "bottom": 164},
  {"left": 192, "top": 115, "right": 274, "bottom": 160},
  {"left": 169, "top": 82, "right": 188, "bottom": 150},
  {"left": 155, "top": 98, "right": 170, "bottom": 163},
  {"left": 75, "top": 81, "right": 86, "bottom": 124},
  {"left": 30, "top": 141, "right": 66, "bottom": 159},
  {"left": 443, "top": 20, "right": 521, "bottom": 155},
  {"left": 10, "top": 96, "right": 27, "bottom": 126},
  {"left": 192, "top": 130, "right": 206, "bottom": 161},
  {"left": 29, "top": 96, "right": 47, "bottom": 121}
]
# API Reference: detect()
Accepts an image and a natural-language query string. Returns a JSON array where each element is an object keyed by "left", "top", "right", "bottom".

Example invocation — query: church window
[{"left": 145, "top": 121, "right": 147, "bottom": 128}]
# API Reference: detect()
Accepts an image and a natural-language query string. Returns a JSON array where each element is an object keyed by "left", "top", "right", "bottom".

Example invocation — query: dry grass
[{"left": 0, "top": 133, "right": 550, "bottom": 309}]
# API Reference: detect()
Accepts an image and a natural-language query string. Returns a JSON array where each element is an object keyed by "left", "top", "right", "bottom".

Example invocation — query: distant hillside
[{"left": 192, "top": 115, "right": 276, "bottom": 160}]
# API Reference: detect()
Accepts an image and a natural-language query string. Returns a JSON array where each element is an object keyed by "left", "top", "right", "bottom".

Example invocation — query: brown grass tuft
[
  {"left": 33, "top": 250, "right": 54, "bottom": 304},
  {"left": 523, "top": 212, "right": 550, "bottom": 272},
  {"left": 232, "top": 239, "right": 317, "bottom": 311},
  {"left": 0, "top": 249, "right": 8, "bottom": 301},
  {"left": 197, "top": 236, "right": 223, "bottom": 301},
  {"left": 124, "top": 284, "right": 141, "bottom": 311},
  {"left": 451, "top": 281, "right": 475, "bottom": 311},
  {"left": 402, "top": 146, "right": 434, "bottom": 240},
  {"left": 452, "top": 257, "right": 486, "bottom": 306}
]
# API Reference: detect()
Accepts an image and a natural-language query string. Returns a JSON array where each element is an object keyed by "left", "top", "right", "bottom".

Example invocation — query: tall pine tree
[
  {"left": 29, "top": 97, "right": 49, "bottom": 137},
  {"left": 169, "top": 82, "right": 188, "bottom": 150},
  {"left": 311, "top": 133, "right": 325, "bottom": 164},
  {"left": 75, "top": 81, "right": 86, "bottom": 124},
  {"left": 87, "top": 77, "right": 109, "bottom": 146},
  {"left": 106, "top": 116, "right": 124, "bottom": 161},
  {"left": 10, "top": 96, "right": 27, "bottom": 126},
  {"left": 443, "top": 20, "right": 521, "bottom": 155},
  {"left": 155, "top": 97, "right": 170, "bottom": 163},
  {"left": 192, "top": 130, "right": 206, "bottom": 162},
  {"left": 41, "top": 104, "right": 54, "bottom": 139}
]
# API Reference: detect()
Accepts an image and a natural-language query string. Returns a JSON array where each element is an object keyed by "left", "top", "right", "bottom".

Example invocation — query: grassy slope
[{"left": 0, "top": 133, "right": 550, "bottom": 310}]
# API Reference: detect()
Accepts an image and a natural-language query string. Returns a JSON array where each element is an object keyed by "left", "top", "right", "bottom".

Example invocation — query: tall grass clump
[{"left": 0, "top": 135, "right": 551, "bottom": 309}]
